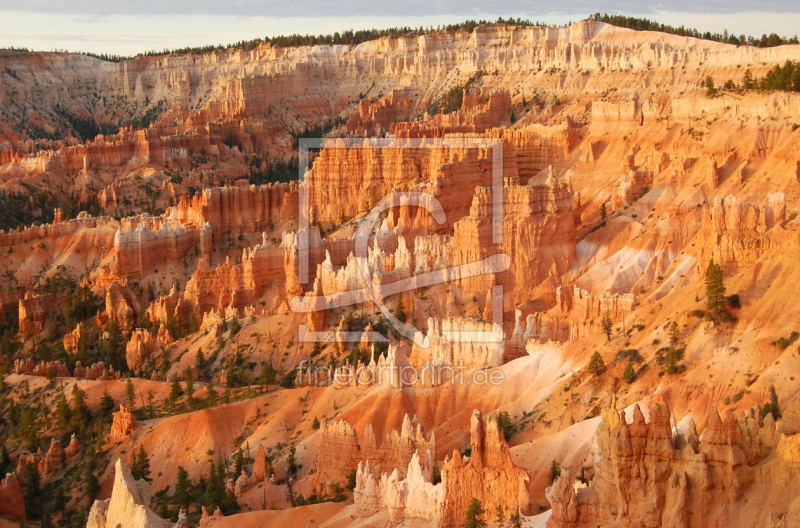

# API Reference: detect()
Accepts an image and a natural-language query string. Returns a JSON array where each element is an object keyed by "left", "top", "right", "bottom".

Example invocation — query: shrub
[
  {"left": 587, "top": 352, "right": 606, "bottom": 375},
  {"left": 623, "top": 363, "right": 636, "bottom": 384},
  {"left": 772, "top": 331, "right": 800, "bottom": 351},
  {"left": 617, "top": 348, "right": 643, "bottom": 363}
]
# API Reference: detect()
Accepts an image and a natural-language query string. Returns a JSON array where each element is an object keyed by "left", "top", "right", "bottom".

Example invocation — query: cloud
[{"left": 5, "top": 0, "right": 800, "bottom": 17}]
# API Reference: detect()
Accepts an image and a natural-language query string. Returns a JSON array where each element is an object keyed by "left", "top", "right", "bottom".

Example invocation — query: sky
[{"left": 1, "top": 1, "right": 799, "bottom": 55}]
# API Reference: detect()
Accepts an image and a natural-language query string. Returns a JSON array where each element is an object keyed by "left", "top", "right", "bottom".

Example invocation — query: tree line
[{"left": 590, "top": 13, "right": 798, "bottom": 48}]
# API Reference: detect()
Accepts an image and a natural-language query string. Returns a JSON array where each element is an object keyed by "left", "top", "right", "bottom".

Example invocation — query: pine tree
[
  {"left": 184, "top": 368, "right": 195, "bottom": 409},
  {"left": 601, "top": 311, "right": 613, "bottom": 341},
  {"left": 204, "top": 459, "right": 222, "bottom": 512},
  {"left": 169, "top": 378, "right": 183, "bottom": 407},
  {"left": 229, "top": 317, "right": 241, "bottom": 336},
  {"left": 669, "top": 321, "right": 680, "bottom": 349},
  {"left": 186, "top": 312, "right": 199, "bottom": 334},
  {"left": 549, "top": 459, "right": 561, "bottom": 483},
  {"left": 106, "top": 319, "right": 123, "bottom": 371},
  {"left": 53, "top": 487, "right": 66, "bottom": 513},
  {"left": 495, "top": 505, "right": 505, "bottom": 526},
  {"left": 125, "top": 377, "right": 136, "bottom": 409},
  {"left": 623, "top": 363, "right": 635, "bottom": 384},
  {"left": 195, "top": 348, "right": 206, "bottom": 379},
  {"left": 312, "top": 416, "right": 320, "bottom": 429},
  {"left": 464, "top": 497, "right": 487, "bottom": 528},
  {"left": 704, "top": 75, "right": 717, "bottom": 95},
  {"left": 174, "top": 466, "right": 190, "bottom": 509},
  {"left": 131, "top": 445, "right": 151, "bottom": 482},
  {"left": 146, "top": 390, "right": 155, "bottom": 418},
  {"left": 41, "top": 504, "right": 53, "bottom": 528},
  {"left": 0, "top": 444, "right": 10, "bottom": 475},
  {"left": 233, "top": 448, "right": 245, "bottom": 477},
  {"left": 83, "top": 461, "right": 99, "bottom": 500},
  {"left": 705, "top": 259, "right": 727, "bottom": 312},
  {"left": 56, "top": 390, "right": 71, "bottom": 429},
  {"left": 71, "top": 384, "right": 89, "bottom": 429},
  {"left": 206, "top": 383, "right": 218, "bottom": 407},
  {"left": 743, "top": 68, "right": 755, "bottom": 89},
  {"left": 432, "top": 458, "right": 441, "bottom": 484},
  {"left": 587, "top": 352, "right": 606, "bottom": 375},
  {"left": 287, "top": 443, "right": 297, "bottom": 477},
  {"left": 100, "top": 389, "right": 115, "bottom": 418},
  {"left": 600, "top": 203, "right": 608, "bottom": 224},
  {"left": 22, "top": 462, "right": 40, "bottom": 519},
  {"left": 394, "top": 295, "right": 406, "bottom": 322},
  {"left": 508, "top": 508, "right": 523, "bottom": 528}
]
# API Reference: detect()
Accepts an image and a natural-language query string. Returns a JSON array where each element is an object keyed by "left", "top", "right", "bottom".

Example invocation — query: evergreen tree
[
  {"left": 312, "top": 416, "right": 320, "bottom": 429},
  {"left": 600, "top": 203, "right": 608, "bottom": 224},
  {"left": 394, "top": 295, "right": 406, "bottom": 322},
  {"left": 146, "top": 390, "right": 155, "bottom": 418},
  {"left": 229, "top": 317, "right": 241, "bottom": 336},
  {"left": 432, "top": 458, "right": 441, "bottom": 484},
  {"left": 495, "top": 411, "right": 513, "bottom": 440},
  {"left": 601, "top": 311, "right": 613, "bottom": 341},
  {"left": 464, "top": 497, "right": 487, "bottom": 528},
  {"left": 53, "top": 487, "right": 66, "bottom": 513},
  {"left": 174, "top": 466, "right": 190, "bottom": 509},
  {"left": 184, "top": 368, "right": 195, "bottom": 409},
  {"left": 71, "top": 384, "right": 89, "bottom": 429},
  {"left": 22, "top": 462, "right": 40, "bottom": 519},
  {"left": 495, "top": 505, "right": 505, "bottom": 526},
  {"left": 204, "top": 459, "right": 222, "bottom": 512},
  {"left": 83, "top": 461, "right": 99, "bottom": 501},
  {"left": 100, "top": 389, "right": 115, "bottom": 419},
  {"left": 705, "top": 259, "right": 727, "bottom": 312},
  {"left": 549, "top": 459, "right": 561, "bottom": 483},
  {"left": 587, "top": 352, "right": 606, "bottom": 375},
  {"left": 0, "top": 444, "right": 10, "bottom": 475},
  {"left": 169, "top": 378, "right": 183, "bottom": 407},
  {"left": 195, "top": 348, "right": 206, "bottom": 378},
  {"left": 287, "top": 443, "right": 297, "bottom": 477},
  {"left": 55, "top": 390, "right": 71, "bottom": 429},
  {"left": 233, "top": 448, "right": 245, "bottom": 477},
  {"left": 206, "top": 383, "right": 218, "bottom": 407},
  {"left": 669, "top": 321, "right": 680, "bottom": 349},
  {"left": 743, "top": 68, "right": 755, "bottom": 89},
  {"left": 106, "top": 320, "right": 124, "bottom": 371},
  {"left": 508, "top": 508, "right": 523, "bottom": 528},
  {"left": 704, "top": 75, "right": 717, "bottom": 95},
  {"left": 131, "top": 445, "right": 151, "bottom": 482},
  {"left": 125, "top": 377, "right": 136, "bottom": 409},
  {"left": 186, "top": 312, "right": 199, "bottom": 334},
  {"left": 41, "top": 505, "right": 53, "bottom": 528},
  {"left": 623, "top": 363, "right": 636, "bottom": 384}
]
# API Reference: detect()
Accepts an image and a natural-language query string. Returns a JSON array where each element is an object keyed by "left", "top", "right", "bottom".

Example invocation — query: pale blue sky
[{"left": 1, "top": 1, "right": 799, "bottom": 55}]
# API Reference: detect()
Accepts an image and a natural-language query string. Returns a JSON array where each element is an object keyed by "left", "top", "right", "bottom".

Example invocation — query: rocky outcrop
[
  {"left": 513, "top": 285, "right": 635, "bottom": 343},
  {"left": 167, "top": 184, "right": 297, "bottom": 236},
  {"left": 87, "top": 459, "right": 171, "bottom": 528},
  {"left": 113, "top": 218, "right": 199, "bottom": 279},
  {"left": 110, "top": 405, "right": 137, "bottom": 439},
  {"left": 354, "top": 409, "right": 529, "bottom": 527},
  {"left": 126, "top": 328, "right": 168, "bottom": 372},
  {"left": 0, "top": 472, "right": 24, "bottom": 519},
  {"left": 450, "top": 168, "right": 577, "bottom": 304},
  {"left": 545, "top": 401, "right": 795, "bottom": 528},
  {"left": 183, "top": 234, "right": 284, "bottom": 315},
  {"left": 408, "top": 316, "right": 505, "bottom": 384},
  {"left": 314, "top": 413, "right": 435, "bottom": 496}
]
